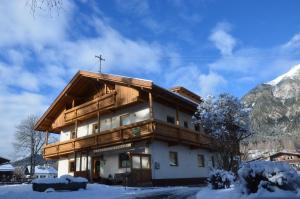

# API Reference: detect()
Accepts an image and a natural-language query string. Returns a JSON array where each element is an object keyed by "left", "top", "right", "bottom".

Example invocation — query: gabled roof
[{"left": 35, "top": 71, "right": 200, "bottom": 132}]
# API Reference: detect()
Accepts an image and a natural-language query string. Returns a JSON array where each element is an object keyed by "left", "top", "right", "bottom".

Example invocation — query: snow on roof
[
  {"left": 34, "top": 165, "right": 57, "bottom": 174},
  {"left": 268, "top": 64, "right": 300, "bottom": 86},
  {"left": 108, "top": 73, "right": 153, "bottom": 83},
  {"left": 0, "top": 163, "right": 15, "bottom": 172},
  {"left": 172, "top": 91, "right": 199, "bottom": 105}
]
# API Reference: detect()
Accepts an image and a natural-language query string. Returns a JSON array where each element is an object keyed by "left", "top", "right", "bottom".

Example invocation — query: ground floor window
[
  {"left": 132, "top": 155, "right": 150, "bottom": 169},
  {"left": 169, "top": 151, "right": 178, "bottom": 166},
  {"left": 211, "top": 156, "right": 215, "bottom": 168},
  {"left": 119, "top": 153, "right": 130, "bottom": 168},
  {"left": 75, "top": 152, "right": 90, "bottom": 172},
  {"left": 197, "top": 154, "right": 205, "bottom": 167}
]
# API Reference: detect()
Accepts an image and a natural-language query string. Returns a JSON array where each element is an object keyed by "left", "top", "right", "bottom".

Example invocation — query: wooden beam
[
  {"left": 45, "top": 131, "right": 49, "bottom": 146},
  {"left": 149, "top": 92, "right": 153, "bottom": 119},
  {"left": 97, "top": 111, "right": 100, "bottom": 134},
  {"left": 75, "top": 120, "right": 78, "bottom": 138}
]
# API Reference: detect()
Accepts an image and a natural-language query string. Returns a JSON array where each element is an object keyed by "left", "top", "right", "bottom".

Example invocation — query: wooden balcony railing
[
  {"left": 64, "top": 92, "right": 116, "bottom": 123},
  {"left": 153, "top": 121, "right": 213, "bottom": 148},
  {"left": 44, "top": 119, "right": 214, "bottom": 159},
  {"left": 44, "top": 120, "right": 154, "bottom": 158}
]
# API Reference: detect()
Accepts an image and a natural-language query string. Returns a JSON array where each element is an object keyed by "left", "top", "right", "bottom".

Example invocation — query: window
[
  {"left": 184, "top": 121, "right": 189, "bottom": 128},
  {"left": 119, "top": 153, "right": 130, "bottom": 168},
  {"left": 211, "top": 156, "right": 215, "bottom": 168},
  {"left": 169, "top": 152, "right": 178, "bottom": 166},
  {"left": 81, "top": 154, "right": 87, "bottom": 171},
  {"left": 69, "top": 160, "right": 75, "bottom": 172},
  {"left": 197, "top": 154, "right": 205, "bottom": 167},
  {"left": 120, "top": 114, "right": 131, "bottom": 126},
  {"left": 111, "top": 116, "right": 118, "bottom": 128},
  {"left": 194, "top": 124, "right": 200, "bottom": 132},
  {"left": 71, "top": 130, "right": 76, "bottom": 139},
  {"left": 132, "top": 156, "right": 141, "bottom": 169},
  {"left": 167, "top": 116, "right": 175, "bottom": 124},
  {"left": 101, "top": 118, "right": 111, "bottom": 131},
  {"left": 75, "top": 152, "right": 89, "bottom": 172},
  {"left": 92, "top": 123, "right": 99, "bottom": 134},
  {"left": 141, "top": 156, "right": 150, "bottom": 169},
  {"left": 131, "top": 155, "right": 151, "bottom": 169}
]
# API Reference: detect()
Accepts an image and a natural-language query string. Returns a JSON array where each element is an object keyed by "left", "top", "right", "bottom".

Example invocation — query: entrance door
[
  {"left": 130, "top": 154, "right": 152, "bottom": 185},
  {"left": 93, "top": 157, "right": 101, "bottom": 181}
]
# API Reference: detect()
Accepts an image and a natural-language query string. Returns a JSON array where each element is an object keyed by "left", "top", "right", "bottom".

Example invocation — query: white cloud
[
  {"left": 0, "top": 0, "right": 169, "bottom": 157},
  {"left": 198, "top": 71, "right": 227, "bottom": 97},
  {"left": 208, "top": 22, "right": 300, "bottom": 85},
  {"left": 209, "top": 22, "right": 236, "bottom": 56},
  {"left": 164, "top": 63, "right": 226, "bottom": 97},
  {"left": 282, "top": 33, "right": 300, "bottom": 50},
  {"left": 0, "top": 90, "right": 47, "bottom": 158},
  {"left": 0, "top": 0, "right": 71, "bottom": 48}
]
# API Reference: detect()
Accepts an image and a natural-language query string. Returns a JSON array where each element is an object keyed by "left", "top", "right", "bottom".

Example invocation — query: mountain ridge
[{"left": 242, "top": 64, "right": 300, "bottom": 155}]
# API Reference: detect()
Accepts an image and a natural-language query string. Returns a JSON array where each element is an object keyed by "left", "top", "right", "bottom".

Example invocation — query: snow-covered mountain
[{"left": 242, "top": 64, "right": 300, "bottom": 152}]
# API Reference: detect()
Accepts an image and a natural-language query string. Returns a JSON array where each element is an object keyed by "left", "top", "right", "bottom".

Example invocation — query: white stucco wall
[
  {"left": 150, "top": 140, "right": 216, "bottom": 179},
  {"left": 153, "top": 102, "right": 176, "bottom": 121},
  {"left": 100, "top": 154, "right": 128, "bottom": 178},
  {"left": 153, "top": 101, "right": 196, "bottom": 130}
]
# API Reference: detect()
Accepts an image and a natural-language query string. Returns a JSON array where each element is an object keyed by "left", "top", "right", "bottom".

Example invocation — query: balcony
[
  {"left": 64, "top": 92, "right": 116, "bottom": 123},
  {"left": 44, "top": 119, "right": 214, "bottom": 159}
]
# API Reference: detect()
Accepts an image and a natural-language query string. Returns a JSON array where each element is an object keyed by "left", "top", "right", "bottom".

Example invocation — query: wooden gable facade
[{"left": 35, "top": 71, "right": 214, "bottom": 160}]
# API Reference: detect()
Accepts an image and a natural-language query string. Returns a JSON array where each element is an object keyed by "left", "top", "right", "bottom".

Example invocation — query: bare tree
[
  {"left": 14, "top": 115, "right": 45, "bottom": 176},
  {"left": 26, "top": 0, "right": 63, "bottom": 16}
]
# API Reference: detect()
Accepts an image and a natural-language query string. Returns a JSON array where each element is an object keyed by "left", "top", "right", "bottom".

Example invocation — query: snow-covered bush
[
  {"left": 238, "top": 161, "right": 300, "bottom": 194},
  {"left": 209, "top": 169, "right": 235, "bottom": 189}
]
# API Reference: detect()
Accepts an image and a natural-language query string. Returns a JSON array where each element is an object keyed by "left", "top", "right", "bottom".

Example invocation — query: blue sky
[{"left": 1, "top": 0, "right": 300, "bottom": 157}]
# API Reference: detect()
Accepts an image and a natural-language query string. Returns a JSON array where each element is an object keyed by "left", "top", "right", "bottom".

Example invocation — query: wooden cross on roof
[{"left": 95, "top": 54, "right": 105, "bottom": 74}]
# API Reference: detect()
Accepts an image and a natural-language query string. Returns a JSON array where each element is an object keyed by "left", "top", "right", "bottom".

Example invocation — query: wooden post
[
  {"left": 45, "top": 131, "right": 49, "bottom": 146},
  {"left": 75, "top": 120, "right": 78, "bottom": 138},
  {"left": 97, "top": 111, "right": 100, "bottom": 134},
  {"left": 74, "top": 152, "right": 77, "bottom": 175},
  {"left": 86, "top": 151, "right": 89, "bottom": 180},
  {"left": 148, "top": 92, "right": 153, "bottom": 119}
]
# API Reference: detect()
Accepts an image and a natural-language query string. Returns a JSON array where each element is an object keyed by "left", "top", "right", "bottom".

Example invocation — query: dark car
[{"left": 32, "top": 175, "right": 88, "bottom": 192}]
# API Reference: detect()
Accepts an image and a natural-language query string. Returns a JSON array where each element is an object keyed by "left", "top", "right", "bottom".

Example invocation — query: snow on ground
[
  {"left": 0, "top": 183, "right": 193, "bottom": 199},
  {"left": 196, "top": 186, "right": 300, "bottom": 199},
  {"left": 1, "top": 183, "right": 300, "bottom": 199}
]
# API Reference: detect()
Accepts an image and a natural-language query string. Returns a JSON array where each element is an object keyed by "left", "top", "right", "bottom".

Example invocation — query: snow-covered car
[{"left": 32, "top": 175, "right": 88, "bottom": 192}]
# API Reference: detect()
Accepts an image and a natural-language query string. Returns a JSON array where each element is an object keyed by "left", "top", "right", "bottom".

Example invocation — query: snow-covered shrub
[
  {"left": 238, "top": 161, "right": 300, "bottom": 194},
  {"left": 209, "top": 169, "right": 235, "bottom": 189}
]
